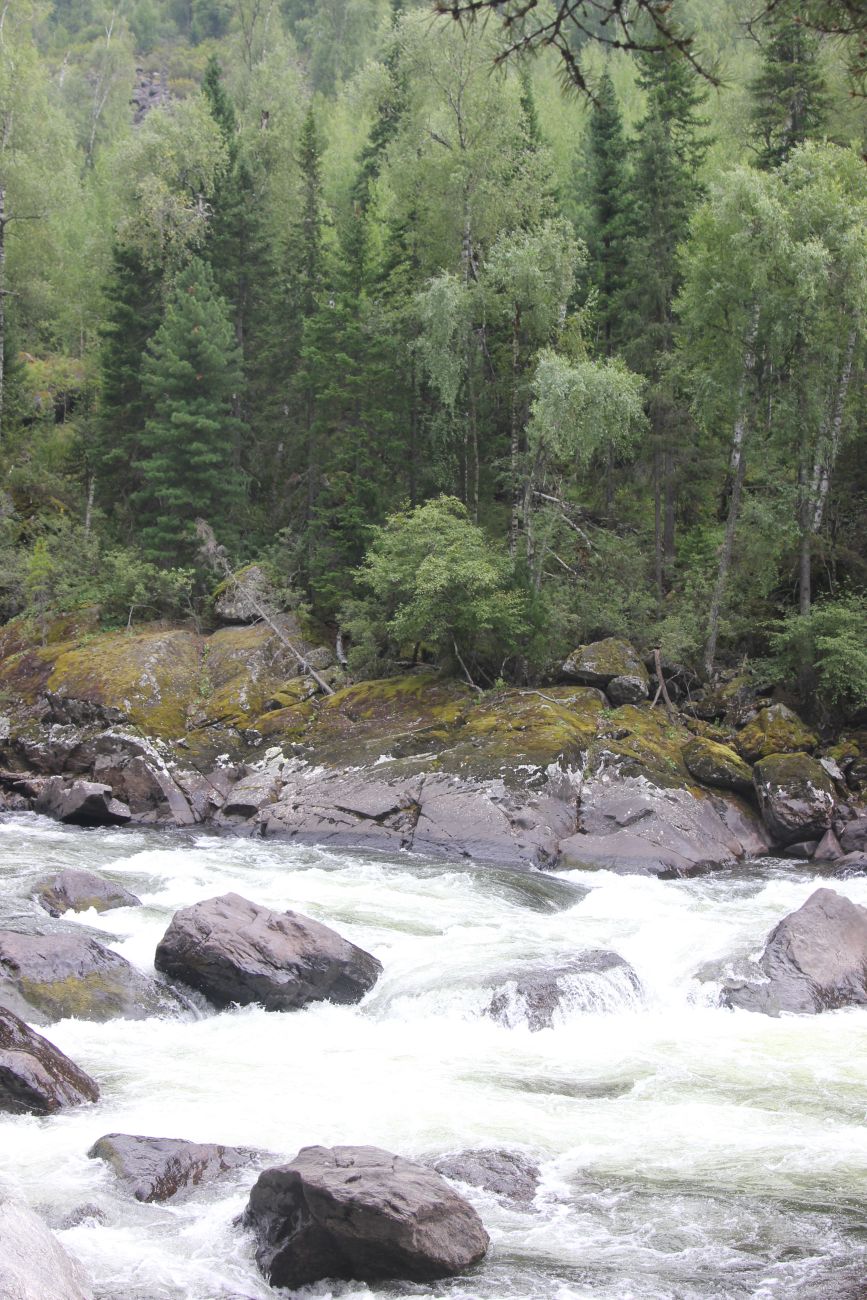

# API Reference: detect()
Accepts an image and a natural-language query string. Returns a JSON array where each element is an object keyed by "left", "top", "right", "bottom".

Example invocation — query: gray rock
[
  {"left": 723, "top": 888, "right": 867, "bottom": 1015},
  {"left": 485, "top": 952, "right": 641, "bottom": 1030},
  {"left": 606, "top": 674, "right": 649, "bottom": 706},
  {"left": 88, "top": 1133, "right": 260, "bottom": 1203},
  {"left": 154, "top": 893, "right": 382, "bottom": 1011},
  {"left": 35, "top": 869, "right": 140, "bottom": 917},
  {"left": 0, "top": 930, "right": 182, "bottom": 1025},
  {"left": 0, "top": 1198, "right": 94, "bottom": 1300},
  {"left": 242, "top": 1145, "right": 489, "bottom": 1289},
  {"left": 0, "top": 1006, "right": 99, "bottom": 1114},
  {"left": 34, "top": 777, "right": 131, "bottom": 827},
  {"left": 433, "top": 1149, "right": 540, "bottom": 1206},
  {"left": 813, "top": 828, "right": 844, "bottom": 861},
  {"left": 753, "top": 753, "right": 836, "bottom": 846},
  {"left": 836, "top": 851, "right": 867, "bottom": 876},
  {"left": 840, "top": 816, "right": 867, "bottom": 854},
  {"left": 562, "top": 637, "right": 647, "bottom": 688}
]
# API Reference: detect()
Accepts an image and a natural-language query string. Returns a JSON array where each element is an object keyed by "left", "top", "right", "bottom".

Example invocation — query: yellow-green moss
[
  {"left": 736, "top": 703, "right": 817, "bottom": 762},
  {"left": 592, "top": 703, "right": 694, "bottom": 786},
  {"left": 683, "top": 736, "right": 753, "bottom": 792},
  {"left": 255, "top": 702, "right": 317, "bottom": 740},
  {"left": 192, "top": 625, "right": 299, "bottom": 728}
]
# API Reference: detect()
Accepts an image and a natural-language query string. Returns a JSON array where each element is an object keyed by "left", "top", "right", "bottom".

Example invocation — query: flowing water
[{"left": 1, "top": 811, "right": 867, "bottom": 1300}]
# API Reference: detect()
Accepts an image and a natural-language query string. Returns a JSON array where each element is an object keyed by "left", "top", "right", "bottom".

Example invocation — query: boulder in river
[
  {"left": 0, "top": 1196, "right": 93, "bottom": 1300},
  {"left": 682, "top": 737, "right": 753, "bottom": 795},
  {"left": 0, "top": 930, "right": 182, "bottom": 1024},
  {"left": 433, "top": 1149, "right": 540, "bottom": 1206},
  {"left": 753, "top": 753, "right": 836, "bottom": 846},
  {"left": 88, "top": 1133, "right": 261, "bottom": 1202},
  {"left": 35, "top": 868, "right": 141, "bottom": 917},
  {"left": 723, "top": 887, "right": 867, "bottom": 1015},
  {"left": 840, "top": 816, "right": 867, "bottom": 854},
  {"left": 34, "top": 777, "right": 131, "bottom": 827},
  {"left": 242, "top": 1144, "right": 489, "bottom": 1289},
  {"left": 485, "top": 952, "right": 641, "bottom": 1029},
  {"left": 0, "top": 1006, "right": 99, "bottom": 1114},
  {"left": 153, "top": 892, "right": 382, "bottom": 1011}
]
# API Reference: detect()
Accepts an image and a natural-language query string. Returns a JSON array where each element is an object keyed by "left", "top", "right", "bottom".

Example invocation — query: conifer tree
[
  {"left": 586, "top": 71, "right": 630, "bottom": 356},
  {"left": 136, "top": 257, "right": 245, "bottom": 565},
  {"left": 750, "top": 14, "right": 830, "bottom": 170}
]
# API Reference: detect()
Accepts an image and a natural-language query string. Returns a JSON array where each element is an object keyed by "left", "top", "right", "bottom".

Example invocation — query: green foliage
[
  {"left": 343, "top": 497, "right": 528, "bottom": 679},
  {"left": 768, "top": 596, "right": 867, "bottom": 716},
  {"left": 750, "top": 14, "right": 830, "bottom": 170}
]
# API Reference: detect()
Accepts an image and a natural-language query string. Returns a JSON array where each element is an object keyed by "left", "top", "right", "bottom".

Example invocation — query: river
[{"left": 1, "top": 811, "right": 866, "bottom": 1300}]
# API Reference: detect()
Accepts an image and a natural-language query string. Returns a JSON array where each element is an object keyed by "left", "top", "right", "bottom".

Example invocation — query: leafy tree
[
  {"left": 136, "top": 257, "right": 246, "bottom": 565},
  {"left": 750, "top": 12, "right": 831, "bottom": 169},
  {"left": 768, "top": 594, "right": 867, "bottom": 717}
]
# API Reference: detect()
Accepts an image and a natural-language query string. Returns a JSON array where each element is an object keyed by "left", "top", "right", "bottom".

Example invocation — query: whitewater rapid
[{"left": 1, "top": 811, "right": 866, "bottom": 1299}]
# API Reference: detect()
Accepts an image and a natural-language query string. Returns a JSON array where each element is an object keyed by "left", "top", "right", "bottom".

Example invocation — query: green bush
[{"left": 768, "top": 595, "right": 867, "bottom": 717}]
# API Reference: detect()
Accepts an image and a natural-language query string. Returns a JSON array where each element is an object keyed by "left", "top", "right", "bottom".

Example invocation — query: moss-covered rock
[
  {"left": 562, "top": 637, "right": 647, "bottom": 688},
  {"left": 307, "top": 674, "right": 471, "bottom": 766},
  {"left": 192, "top": 626, "right": 304, "bottom": 729},
  {"left": 753, "top": 752, "right": 836, "bottom": 846},
  {"left": 736, "top": 703, "right": 817, "bottom": 762},
  {"left": 590, "top": 703, "right": 694, "bottom": 787},
  {"left": 683, "top": 737, "right": 753, "bottom": 794}
]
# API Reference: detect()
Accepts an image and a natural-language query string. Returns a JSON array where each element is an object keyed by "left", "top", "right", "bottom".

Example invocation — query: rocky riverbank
[{"left": 0, "top": 611, "right": 865, "bottom": 876}]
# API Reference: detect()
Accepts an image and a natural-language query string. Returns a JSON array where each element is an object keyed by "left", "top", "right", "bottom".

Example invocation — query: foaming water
[{"left": 2, "top": 812, "right": 867, "bottom": 1299}]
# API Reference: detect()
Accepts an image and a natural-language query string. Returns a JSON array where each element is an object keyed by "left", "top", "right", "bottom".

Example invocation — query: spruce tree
[
  {"left": 750, "top": 14, "right": 829, "bottom": 170},
  {"left": 136, "top": 257, "right": 245, "bottom": 566},
  {"left": 586, "top": 71, "right": 630, "bottom": 356}
]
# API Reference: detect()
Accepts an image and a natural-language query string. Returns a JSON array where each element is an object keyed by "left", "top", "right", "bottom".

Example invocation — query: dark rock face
[
  {"left": 34, "top": 777, "right": 131, "bottom": 826},
  {"left": 0, "top": 931, "right": 181, "bottom": 1024},
  {"left": 88, "top": 1133, "right": 260, "bottom": 1202},
  {"left": 433, "top": 1149, "right": 540, "bottom": 1206},
  {"left": 0, "top": 1006, "right": 99, "bottom": 1114},
  {"left": 840, "top": 816, "right": 867, "bottom": 854},
  {"left": 154, "top": 893, "right": 382, "bottom": 1011},
  {"left": 682, "top": 738, "right": 753, "bottom": 795},
  {"left": 35, "top": 869, "right": 141, "bottom": 917},
  {"left": 242, "top": 1145, "right": 489, "bottom": 1289},
  {"left": 753, "top": 753, "right": 836, "bottom": 846},
  {"left": 723, "top": 888, "right": 867, "bottom": 1015},
  {"left": 0, "top": 1197, "right": 94, "bottom": 1300},
  {"left": 486, "top": 952, "right": 641, "bottom": 1029}
]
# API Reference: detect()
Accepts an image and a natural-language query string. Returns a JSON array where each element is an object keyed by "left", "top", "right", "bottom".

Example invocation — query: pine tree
[
  {"left": 586, "top": 71, "right": 630, "bottom": 356},
  {"left": 91, "top": 242, "right": 163, "bottom": 529},
  {"left": 136, "top": 257, "right": 245, "bottom": 565},
  {"left": 750, "top": 14, "right": 830, "bottom": 171}
]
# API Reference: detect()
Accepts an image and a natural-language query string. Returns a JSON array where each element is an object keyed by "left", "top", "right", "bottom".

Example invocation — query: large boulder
[
  {"left": 562, "top": 638, "right": 647, "bottom": 690},
  {"left": 35, "top": 869, "right": 140, "bottom": 917},
  {"left": 723, "top": 888, "right": 867, "bottom": 1015},
  {"left": 485, "top": 952, "right": 641, "bottom": 1030},
  {"left": 88, "top": 1133, "right": 260, "bottom": 1203},
  {"left": 0, "top": 931, "right": 181, "bottom": 1024},
  {"left": 736, "top": 703, "right": 817, "bottom": 763},
  {"left": 433, "top": 1149, "right": 540, "bottom": 1206},
  {"left": 753, "top": 753, "right": 836, "bottom": 846},
  {"left": 0, "top": 1006, "right": 99, "bottom": 1114},
  {"left": 242, "top": 1145, "right": 489, "bottom": 1289},
  {"left": 606, "top": 674, "right": 649, "bottom": 706},
  {"left": 34, "top": 778, "right": 131, "bottom": 826},
  {"left": 682, "top": 737, "right": 753, "bottom": 795},
  {"left": 0, "top": 1197, "right": 93, "bottom": 1300},
  {"left": 840, "top": 816, "right": 867, "bottom": 855},
  {"left": 153, "top": 893, "right": 382, "bottom": 1011}
]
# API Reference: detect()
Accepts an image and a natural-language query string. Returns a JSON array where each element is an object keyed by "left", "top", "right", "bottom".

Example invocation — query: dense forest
[{"left": 1, "top": 0, "right": 866, "bottom": 715}]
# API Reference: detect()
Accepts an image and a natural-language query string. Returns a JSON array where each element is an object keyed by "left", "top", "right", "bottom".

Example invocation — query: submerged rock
[
  {"left": 485, "top": 952, "right": 641, "bottom": 1029},
  {"left": 723, "top": 888, "right": 867, "bottom": 1015},
  {"left": 0, "top": 1197, "right": 93, "bottom": 1300},
  {"left": 34, "top": 778, "right": 131, "bottom": 827},
  {"left": 753, "top": 753, "right": 836, "bottom": 846},
  {"left": 433, "top": 1149, "right": 540, "bottom": 1206},
  {"left": 0, "top": 1006, "right": 99, "bottom": 1114},
  {"left": 35, "top": 869, "right": 141, "bottom": 917},
  {"left": 153, "top": 892, "right": 382, "bottom": 1011},
  {"left": 682, "top": 737, "right": 753, "bottom": 795},
  {"left": 242, "top": 1144, "right": 489, "bottom": 1289},
  {"left": 0, "top": 931, "right": 181, "bottom": 1024},
  {"left": 88, "top": 1133, "right": 260, "bottom": 1202}
]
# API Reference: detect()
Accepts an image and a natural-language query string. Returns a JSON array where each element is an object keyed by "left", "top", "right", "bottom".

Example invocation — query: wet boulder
[
  {"left": 0, "top": 931, "right": 181, "bottom": 1025},
  {"left": 682, "top": 738, "right": 753, "bottom": 795},
  {"left": 34, "top": 777, "right": 131, "bottom": 827},
  {"left": 153, "top": 892, "right": 382, "bottom": 1011},
  {"left": 35, "top": 869, "right": 141, "bottom": 917},
  {"left": 813, "top": 829, "right": 844, "bottom": 862},
  {"left": 736, "top": 703, "right": 817, "bottom": 763},
  {"left": 485, "top": 952, "right": 641, "bottom": 1030},
  {"left": 0, "top": 1196, "right": 93, "bottom": 1300},
  {"left": 0, "top": 1006, "right": 99, "bottom": 1114},
  {"left": 88, "top": 1133, "right": 260, "bottom": 1203},
  {"left": 753, "top": 753, "right": 836, "bottom": 846},
  {"left": 561, "top": 638, "right": 647, "bottom": 691},
  {"left": 433, "top": 1149, "right": 540, "bottom": 1206},
  {"left": 840, "top": 816, "right": 867, "bottom": 855},
  {"left": 242, "top": 1144, "right": 489, "bottom": 1289},
  {"left": 723, "top": 888, "right": 867, "bottom": 1015}
]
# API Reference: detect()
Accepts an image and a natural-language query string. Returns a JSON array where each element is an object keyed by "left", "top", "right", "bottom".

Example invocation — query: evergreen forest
[{"left": 2, "top": 0, "right": 867, "bottom": 718}]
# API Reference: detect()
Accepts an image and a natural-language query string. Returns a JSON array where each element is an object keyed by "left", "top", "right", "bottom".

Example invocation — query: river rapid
[{"left": 1, "top": 811, "right": 866, "bottom": 1300}]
